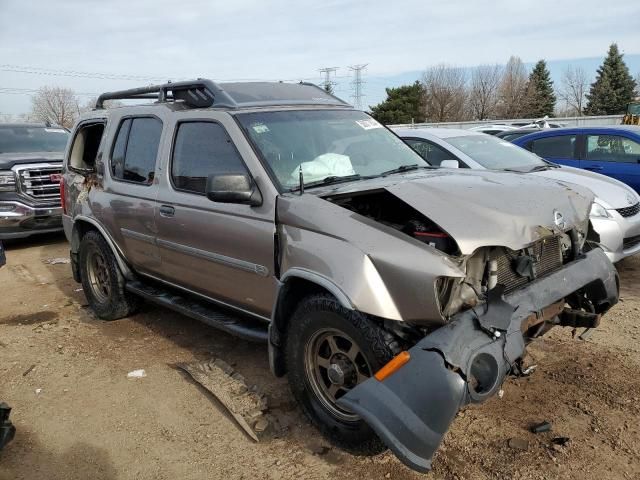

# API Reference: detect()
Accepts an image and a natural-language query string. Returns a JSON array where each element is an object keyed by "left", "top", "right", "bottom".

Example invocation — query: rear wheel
[
  {"left": 79, "top": 231, "right": 137, "bottom": 320},
  {"left": 285, "top": 293, "right": 397, "bottom": 454}
]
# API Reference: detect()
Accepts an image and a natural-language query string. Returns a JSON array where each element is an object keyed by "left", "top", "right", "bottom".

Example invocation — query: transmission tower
[
  {"left": 349, "top": 64, "right": 368, "bottom": 109},
  {"left": 318, "top": 67, "right": 338, "bottom": 93}
]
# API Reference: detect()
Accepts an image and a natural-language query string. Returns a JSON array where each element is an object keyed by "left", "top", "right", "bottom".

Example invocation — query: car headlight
[
  {"left": 590, "top": 201, "right": 611, "bottom": 219},
  {"left": 0, "top": 171, "right": 16, "bottom": 192}
]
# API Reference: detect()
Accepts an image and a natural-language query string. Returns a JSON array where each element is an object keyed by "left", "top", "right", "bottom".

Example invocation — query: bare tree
[
  {"left": 497, "top": 56, "right": 529, "bottom": 118},
  {"left": 30, "top": 86, "right": 81, "bottom": 128},
  {"left": 558, "top": 66, "right": 589, "bottom": 116},
  {"left": 468, "top": 64, "right": 502, "bottom": 120},
  {"left": 422, "top": 64, "right": 467, "bottom": 122},
  {"left": 635, "top": 72, "right": 640, "bottom": 98}
]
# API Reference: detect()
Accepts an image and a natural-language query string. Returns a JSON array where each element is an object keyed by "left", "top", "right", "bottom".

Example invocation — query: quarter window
[
  {"left": 586, "top": 135, "right": 640, "bottom": 163},
  {"left": 529, "top": 135, "right": 577, "bottom": 159},
  {"left": 172, "top": 122, "right": 248, "bottom": 194},
  {"left": 111, "top": 117, "right": 162, "bottom": 185}
]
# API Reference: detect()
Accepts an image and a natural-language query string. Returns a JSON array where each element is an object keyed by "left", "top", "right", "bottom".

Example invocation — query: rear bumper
[
  {"left": 0, "top": 201, "right": 62, "bottom": 239},
  {"left": 338, "top": 248, "right": 618, "bottom": 472}
]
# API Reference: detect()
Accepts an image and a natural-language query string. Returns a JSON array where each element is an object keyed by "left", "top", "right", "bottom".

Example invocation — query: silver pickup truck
[
  {"left": 0, "top": 123, "right": 68, "bottom": 240},
  {"left": 61, "top": 79, "right": 619, "bottom": 472}
]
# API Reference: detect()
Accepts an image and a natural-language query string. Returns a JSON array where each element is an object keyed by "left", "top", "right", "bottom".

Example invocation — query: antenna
[
  {"left": 298, "top": 165, "right": 304, "bottom": 195},
  {"left": 349, "top": 64, "right": 368, "bottom": 110}
]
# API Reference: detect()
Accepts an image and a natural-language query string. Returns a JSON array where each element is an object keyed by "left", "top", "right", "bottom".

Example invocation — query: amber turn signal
[{"left": 374, "top": 351, "right": 411, "bottom": 382}]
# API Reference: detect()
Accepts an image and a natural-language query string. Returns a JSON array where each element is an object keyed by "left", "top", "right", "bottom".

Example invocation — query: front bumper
[
  {"left": 591, "top": 210, "right": 640, "bottom": 263},
  {"left": 0, "top": 201, "right": 62, "bottom": 239},
  {"left": 338, "top": 248, "right": 618, "bottom": 472}
]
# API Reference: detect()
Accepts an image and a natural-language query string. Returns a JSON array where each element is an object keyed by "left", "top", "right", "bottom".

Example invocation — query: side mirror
[
  {"left": 206, "top": 173, "right": 263, "bottom": 206},
  {"left": 440, "top": 160, "right": 459, "bottom": 169}
]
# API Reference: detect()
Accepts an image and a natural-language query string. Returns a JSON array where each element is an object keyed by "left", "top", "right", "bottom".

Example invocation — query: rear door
[
  {"left": 525, "top": 133, "right": 579, "bottom": 167},
  {"left": 154, "top": 114, "right": 277, "bottom": 318},
  {"left": 102, "top": 115, "right": 164, "bottom": 275},
  {"left": 581, "top": 132, "right": 640, "bottom": 192}
]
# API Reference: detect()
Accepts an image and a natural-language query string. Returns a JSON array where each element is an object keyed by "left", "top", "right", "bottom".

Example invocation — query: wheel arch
[
  {"left": 269, "top": 269, "right": 354, "bottom": 377},
  {"left": 71, "top": 216, "right": 134, "bottom": 280}
]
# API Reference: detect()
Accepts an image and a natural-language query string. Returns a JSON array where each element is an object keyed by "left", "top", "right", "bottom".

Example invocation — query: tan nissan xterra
[{"left": 62, "top": 79, "right": 619, "bottom": 472}]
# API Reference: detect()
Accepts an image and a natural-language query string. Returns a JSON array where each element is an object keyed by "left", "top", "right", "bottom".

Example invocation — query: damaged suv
[{"left": 62, "top": 80, "right": 619, "bottom": 472}]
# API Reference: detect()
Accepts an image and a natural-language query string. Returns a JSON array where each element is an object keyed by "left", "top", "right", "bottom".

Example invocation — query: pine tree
[
  {"left": 585, "top": 43, "right": 637, "bottom": 115},
  {"left": 369, "top": 81, "right": 426, "bottom": 124},
  {"left": 525, "top": 60, "right": 556, "bottom": 117}
]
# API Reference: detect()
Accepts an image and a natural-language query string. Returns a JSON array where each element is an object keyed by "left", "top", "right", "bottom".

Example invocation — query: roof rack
[
  {"left": 95, "top": 79, "right": 236, "bottom": 109},
  {"left": 95, "top": 78, "right": 352, "bottom": 110}
]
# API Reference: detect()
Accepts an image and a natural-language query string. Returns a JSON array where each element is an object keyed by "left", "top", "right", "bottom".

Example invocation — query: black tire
[
  {"left": 78, "top": 230, "right": 137, "bottom": 320},
  {"left": 285, "top": 293, "right": 398, "bottom": 455}
]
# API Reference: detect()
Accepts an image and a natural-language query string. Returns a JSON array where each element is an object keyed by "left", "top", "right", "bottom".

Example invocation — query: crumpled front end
[{"left": 338, "top": 247, "right": 618, "bottom": 472}]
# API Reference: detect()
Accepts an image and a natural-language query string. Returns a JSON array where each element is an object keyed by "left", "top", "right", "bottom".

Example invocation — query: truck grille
[
  {"left": 623, "top": 234, "right": 640, "bottom": 250},
  {"left": 17, "top": 164, "right": 62, "bottom": 203},
  {"left": 496, "top": 236, "right": 563, "bottom": 294},
  {"left": 616, "top": 203, "right": 640, "bottom": 218}
]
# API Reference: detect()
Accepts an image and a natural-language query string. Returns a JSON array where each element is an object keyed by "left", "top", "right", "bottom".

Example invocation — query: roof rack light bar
[{"left": 95, "top": 79, "right": 237, "bottom": 110}]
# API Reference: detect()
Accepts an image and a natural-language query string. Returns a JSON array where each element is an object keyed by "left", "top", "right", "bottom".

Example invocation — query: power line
[{"left": 349, "top": 64, "right": 368, "bottom": 110}]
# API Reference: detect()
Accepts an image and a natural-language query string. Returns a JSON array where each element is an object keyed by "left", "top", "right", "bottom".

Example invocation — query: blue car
[{"left": 512, "top": 126, "right": 640, "bottom": 192}]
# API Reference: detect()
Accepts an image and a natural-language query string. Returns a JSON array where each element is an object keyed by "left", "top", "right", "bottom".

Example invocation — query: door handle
[
  {"left": 159, "top": 205, "right": 175, "bottom": 217},
  {"left": 584, "top": 166, "right": 603, "bottom": 171}
]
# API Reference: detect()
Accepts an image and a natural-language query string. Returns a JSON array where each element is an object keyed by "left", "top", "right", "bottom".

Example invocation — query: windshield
[
  {"left": 0, "top": 126, "right": 69, "bottom": 154},
  {"left": 446, "top": 134, "right": 548, "bottom": 171},
  {"left": 236, "top": 110, "right": 427, "bottom": 190}
]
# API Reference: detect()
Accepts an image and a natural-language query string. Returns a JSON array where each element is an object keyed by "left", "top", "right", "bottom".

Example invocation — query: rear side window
[
  {"left": 111, "top": 117, "right": 162, "bottom": 185},
  {"left": 69, "top": 122, "right": 105, "bottom": 170},
  {"left": 171, "top": 122, "right": 248, "bottom": 194},
  {"left": 529, "top": 135, "right": 577, "bottom": 159},
  {"left": 586, "top": 134, "right": 640, "bottom": 163}
]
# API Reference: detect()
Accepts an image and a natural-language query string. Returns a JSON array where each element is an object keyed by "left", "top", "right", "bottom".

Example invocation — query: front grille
[
  {"left": 17, "top": 165, "right": 62, "bottom": 202},
  {"left": 616, "top": 203, "right": 640, "bottom": 218},
  {"left": 623, "top": 234, "right": 640, "bottom": 250},
  {"left": 496, "top": 236, "right": 563, "bottom": 294}
]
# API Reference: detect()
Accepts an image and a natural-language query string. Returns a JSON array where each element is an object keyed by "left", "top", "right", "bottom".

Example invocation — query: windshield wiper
[
  {"left": 527, "top": 165, "right": 553, "bottom": 172},
  {"left": 379, "top": 164, "right": 426, "bottom": 177},
  {"left": 290, "top": 173, "right": 364, "bottom": 192}
]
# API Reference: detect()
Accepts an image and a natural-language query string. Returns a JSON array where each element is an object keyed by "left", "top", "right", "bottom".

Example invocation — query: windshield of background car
[
  {"left": 0, "top": 126, "right": 69, "bottom": 153},
  {"left": 446, "top": 134, "right": 547, "bottom": 171},
  {"left": 237, "top": 109, "right": 428, "bottom": 190}
]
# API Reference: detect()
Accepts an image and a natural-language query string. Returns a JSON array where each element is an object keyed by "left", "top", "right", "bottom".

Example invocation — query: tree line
[{"left": 371, "top": 43, "right": 639, "bottom": 125}]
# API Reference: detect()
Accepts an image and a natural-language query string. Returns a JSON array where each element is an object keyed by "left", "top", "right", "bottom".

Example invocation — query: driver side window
[{"left": 405, "top": 139, "right": 456, "bottom": 166}]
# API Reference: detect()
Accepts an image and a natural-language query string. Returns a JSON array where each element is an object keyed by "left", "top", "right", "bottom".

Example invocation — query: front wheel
[
  {"left": 285, "top": 294, "right": 398, "bottom": 454},
  {"left": 78, "top": 230, "right": 137, "bottom": 320}
]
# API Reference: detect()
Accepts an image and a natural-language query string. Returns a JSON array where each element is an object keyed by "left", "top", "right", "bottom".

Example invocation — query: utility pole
[
  {"left": 318, "top": 67, "right": 338, "bottom": 93},
  {"left": 349, "top": 64, "right": 368, "bottom": 109}
]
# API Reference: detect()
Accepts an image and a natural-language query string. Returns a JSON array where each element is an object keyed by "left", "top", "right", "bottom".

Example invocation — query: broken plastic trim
[{"left": 338, "top": 248, "right": 618, "bottom": 473}]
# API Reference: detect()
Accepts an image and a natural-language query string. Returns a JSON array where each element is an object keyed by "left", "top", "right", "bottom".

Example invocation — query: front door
[
  {"left": 155, "top": 116, "right": 277, "bottom": 317},
  {"left": 526, "top": 133, "right": 579, "bottom": 168},
  {"left": 581, "top": 133, "right": 640, "bottom": 192}
]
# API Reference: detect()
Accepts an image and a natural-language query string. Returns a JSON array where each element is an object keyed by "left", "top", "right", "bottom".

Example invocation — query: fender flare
[
  {"left": 72, "top": 215, "right": 134, "bottom": 280},
  {"left": 268, "top": 268, "right": 355, "bottom": 377}
]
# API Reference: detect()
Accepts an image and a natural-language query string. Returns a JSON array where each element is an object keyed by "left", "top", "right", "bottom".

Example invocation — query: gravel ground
[{"left": 1, "top": 233, "right": 639, "bottom": 480}]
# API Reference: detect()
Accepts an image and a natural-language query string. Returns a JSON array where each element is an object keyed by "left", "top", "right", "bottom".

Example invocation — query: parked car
[
  {"left": 396, "top": 127, "right": 640, "bottom": 263},
  {"left": 511, "top": 126, "right": 640, "bottom": 193},
  {"left": 468, "top": 124, "right": 517, "bottom": 135},
  {"left": 62, "top": 79, "right": 618, "bottom": 473},
  {"left": 0, "top": 123, "right": 69, "bottom": 240},
  {"left": 495, "top": 128, "right": 541, "bottom": 142}
]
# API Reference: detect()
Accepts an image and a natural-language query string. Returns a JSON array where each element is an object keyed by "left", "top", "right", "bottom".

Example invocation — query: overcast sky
[{"left": 1, "top": 0, "right": 639, "bottom": 115}]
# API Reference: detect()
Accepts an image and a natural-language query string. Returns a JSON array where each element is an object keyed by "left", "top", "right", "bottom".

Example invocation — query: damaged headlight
[
  {"left": 590, "top": 201, "right": 611, "bottom": 219},
  {"left": 0, "top": 171, "right": 16, "bottom": 192}
]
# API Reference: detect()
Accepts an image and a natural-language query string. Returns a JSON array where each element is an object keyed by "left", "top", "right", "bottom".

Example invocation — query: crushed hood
[
  {"left": 532, "top": 166, "right": 639, "bottom": 210},
  {"left": 318, "top": 169, "right": 594, "bottom": 255}
]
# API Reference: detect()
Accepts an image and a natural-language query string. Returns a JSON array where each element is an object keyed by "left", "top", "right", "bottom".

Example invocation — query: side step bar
[{"left": 125, "top": 280, "right": 268, "bottom": 343}]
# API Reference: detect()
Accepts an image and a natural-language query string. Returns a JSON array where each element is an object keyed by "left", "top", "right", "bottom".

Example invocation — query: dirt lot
[{"left": 1, "top": 234, "right": 639, "bottom": 480}]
